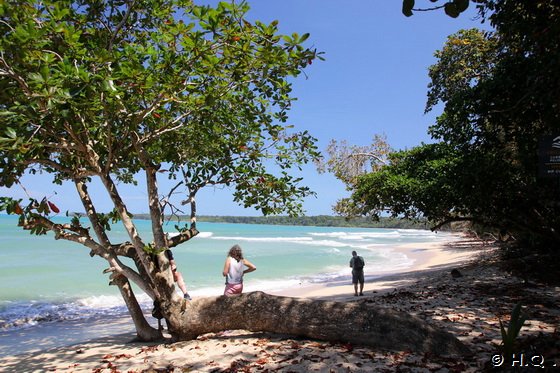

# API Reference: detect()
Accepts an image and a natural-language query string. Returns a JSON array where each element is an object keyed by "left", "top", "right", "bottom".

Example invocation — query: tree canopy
[
  {"left": 337, "top": 0, "right": 560, "bottom": 250},
  {"left": 0, "top": 0, "right": 321, "bottom": 218},
  {"left": 0, "top": 0, "right": 323, "bottom": 340},
  {"left": 315, "top": 135, "right": 391, "bottom": 217}
]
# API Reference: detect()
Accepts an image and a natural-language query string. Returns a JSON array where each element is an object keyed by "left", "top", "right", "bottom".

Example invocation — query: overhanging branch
[
  {"left": 167, "top": 227, "right": 200, "bottom": 248},
  {"left": 430, "top": 216, "right": 479, "bottom": 231}
]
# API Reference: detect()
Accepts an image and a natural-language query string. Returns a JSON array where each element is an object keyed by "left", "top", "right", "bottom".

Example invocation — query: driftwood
[{"left": 170, "top": 291, "right": 470, "bottom": 356}]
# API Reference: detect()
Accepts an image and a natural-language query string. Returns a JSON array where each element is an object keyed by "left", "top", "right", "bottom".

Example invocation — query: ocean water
[{"left": 0, "top": 214, "right": 460, "bottom": 334}]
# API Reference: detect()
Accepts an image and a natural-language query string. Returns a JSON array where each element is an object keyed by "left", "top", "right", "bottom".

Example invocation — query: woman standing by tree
[{"left": 222, "top": 245, "right": 256, "bottom": 296}]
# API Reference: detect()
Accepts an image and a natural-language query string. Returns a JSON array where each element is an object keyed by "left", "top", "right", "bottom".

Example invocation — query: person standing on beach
[
  {"left": 223, "top": 244, "right": 256, "bottom": 296},
  {"left": 350, "top": 250, "right": 365, "bottom": 296},
  {"left": 165, "top": 249, "right": 192, "bottom": 300}
]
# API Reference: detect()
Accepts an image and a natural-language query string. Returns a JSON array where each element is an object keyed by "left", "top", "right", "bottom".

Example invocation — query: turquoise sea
[{"left": 0, "top": 214, "right": 460, "bottom": 347}]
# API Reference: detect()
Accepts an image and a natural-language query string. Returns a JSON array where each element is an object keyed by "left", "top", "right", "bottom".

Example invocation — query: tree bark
[
  {"left": 75, "top": 177, "right": 159, "bottom": 335},
  {"left": 111, "top": 273, "right": 163, "bottom": 341},
  {"left": 168, "top": 291, "right": 470, "bottom": 356}
]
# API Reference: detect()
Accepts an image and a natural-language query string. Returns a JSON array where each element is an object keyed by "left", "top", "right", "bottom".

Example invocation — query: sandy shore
[
  {"left": 1, "top": 237, "right": 558, "bottom": 372},
  {"left": 270, "top": 237, "right": 477, "bottom": 299}
]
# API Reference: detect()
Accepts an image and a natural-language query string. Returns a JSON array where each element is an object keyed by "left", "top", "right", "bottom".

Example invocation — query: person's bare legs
[
  {"left": 354, "top": 283, "right": 358, "bottom": 296},
  {"left": 174, "top": 271, "right": 191, "bottom": 299}
]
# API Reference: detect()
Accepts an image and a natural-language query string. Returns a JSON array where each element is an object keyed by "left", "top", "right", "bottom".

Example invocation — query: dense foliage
[
  {"left": 0, "top": 0, "right": 321, "bottom": 217},
  {"left": 346, "top": 1, "right": 560, "bottom": 251}
]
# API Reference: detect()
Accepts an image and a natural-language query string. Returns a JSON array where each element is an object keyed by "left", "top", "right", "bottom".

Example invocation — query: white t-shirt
[{"left": 226, "top": 257, "right": 244, "bottom": 284}]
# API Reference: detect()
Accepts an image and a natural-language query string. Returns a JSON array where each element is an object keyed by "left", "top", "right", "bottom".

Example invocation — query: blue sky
[{"left": 1, "top": 1, "right": 487, "bottom": 217}]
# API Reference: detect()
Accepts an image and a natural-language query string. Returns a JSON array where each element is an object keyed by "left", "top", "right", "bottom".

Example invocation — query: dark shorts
[
  {"left": 352, "top": 270, "right": 364, "bottom": 285},
  {"left": 165, "top": 250, "right": 174, "bottom": 260}
]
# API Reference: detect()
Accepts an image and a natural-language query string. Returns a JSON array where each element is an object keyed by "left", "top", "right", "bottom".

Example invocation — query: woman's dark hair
[{"left": 228, "top": 244, "right": 243, "bottom": 261}]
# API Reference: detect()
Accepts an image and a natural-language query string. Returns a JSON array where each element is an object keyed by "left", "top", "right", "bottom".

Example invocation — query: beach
[{"left": 1, "top": 236, "right": 558, "bottom": 372}]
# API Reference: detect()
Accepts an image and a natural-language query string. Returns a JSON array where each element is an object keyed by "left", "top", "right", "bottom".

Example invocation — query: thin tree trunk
[
  {"left": 76, "top": 177, "right": 160, "bottom": 338},
  {"left": 99, "top": 173, "right": 160, "bottom": 297},
  {"left": 112, "top": 273, "right": 163, "bottom": 341}
]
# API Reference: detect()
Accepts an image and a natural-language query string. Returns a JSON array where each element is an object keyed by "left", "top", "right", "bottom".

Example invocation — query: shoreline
[
  {"left": 2, "top": 236, "right": 557, "bottom": 371},
  {"left": 0, "top": 235, "right": 472, "bottom": 359},
  {"left": 1, "top": 236, "right": 479, "bottom": 356},
  {"left": 269, "top": 235, "right": 478, "bottom": 299}
]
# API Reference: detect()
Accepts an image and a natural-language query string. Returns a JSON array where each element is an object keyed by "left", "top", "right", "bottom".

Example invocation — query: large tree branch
[
  {"left": 107, "top": 0, "right": 136, "bottom": 50},
  {"left": 348, "top": 152, "right": 389, "bottom": 166},
  {"left": 430, "top": 216, "right": 479, "bottom": 231},
  {"left": 99, "top": 172, "right": 160, "bottom": 298},
  {"left": 0, "top": 52, "right": 34, "bottom": 97},
  {"left": 21, "top": 214, "right": 107, "bottom": 254},
  {"left": 110, "top": 272, "right": 161, "bottom": 341},
  {"left": 23, "top": 211, "right": 153, "bottom": 298},
  {"left": 132, "top": 133, "right": 166, "bottom": 250},
  {"left": 105, "top": 255, "right": 155, "bottom": 299},
  {"left": 74, "top": 179, "right": 113, "bottom": 248},
  {"left": 167, "top": 227, "right": 200, "bottom": 248}
]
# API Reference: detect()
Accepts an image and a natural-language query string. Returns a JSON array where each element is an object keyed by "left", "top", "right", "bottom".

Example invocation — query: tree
[
  {"left": 315, "top": 135, "right": 391, "bottom": 216},
  {"left": 0, "top": 0, "right": 469, "bottom": 353},
  {"left": 0, "top": 0, "right": 322, "bottom": 340},
  {"left": 342, "top": 1, "right": 560, "bottom": 250}
]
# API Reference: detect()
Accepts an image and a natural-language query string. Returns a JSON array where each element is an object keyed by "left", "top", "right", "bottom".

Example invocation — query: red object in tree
[
  {"left": 48, "top": 201, "right": 60, "bottom": 213},
  {"left": 14, "top": 204, "right": 23, "bottom": 215}
]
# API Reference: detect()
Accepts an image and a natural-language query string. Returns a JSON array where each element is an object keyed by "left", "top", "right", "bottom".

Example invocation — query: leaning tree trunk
[
  {"left": 112, "top": 273, "right": 163, "bottom": 341},
  {"left": 165, "top": 291, "right": 470, "bottom": 356}
]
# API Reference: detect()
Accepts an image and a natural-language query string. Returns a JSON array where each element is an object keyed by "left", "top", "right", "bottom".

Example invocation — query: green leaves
[
  {"left": 3, "top": 127, "right": 17, "bottom": 140},
  {"left": 444, "top": 0, "right": 469, "bottom": 18},
  {"left": 402, "top": 0, "right": 470, "bottom": 18},
  {"left": 402, "top": 0, "right": 415, "bottom": 17},
  {"left": 499, "top": 303, "right": 527, "bottom": 356},
  {"left": 352, "top": 1, "right": 560, "bottom": 251},
  {"left": 1, "top": 0, "right": 320, "bottom": 222},
  {"left": 0, "top": 196, "right": 60, "bottom": 235},
  {"left": 0, "top": 197, "right": 23, "bottom": 215}
]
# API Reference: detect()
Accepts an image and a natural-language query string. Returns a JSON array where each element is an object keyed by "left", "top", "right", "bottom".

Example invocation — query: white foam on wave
[
  {"left": 167, "top": 231, "right": 213, "bottom": 238},
  {"left": 309, "top": 230, "right": 401, "bottom": 240},
  {"left": 395, "top": 228, "right": 436, "bottom": 235},
  {"left": 307, "top": 230, "right": 462, "bottom": 249},
  {"left": 75, "top": 295, "right": 126, "bottom": 309},
  {"left": 210, "top": 235, "right": 313, "bottom": 242},
  {"left": 313, "top": 229, "right": 459, "bottom": 240},
  {"left": 0, "top": 221, "right": 460, "bottom": 330},
  {"left": 369, "top": 247, "right": 415, "bottom": 271},
  {"left": 208, "top": 235, "right": 371, "bottom": 250},
  {"left": 295, "top": 239, "right": 356, "bottom": 248},
  {"left": 394, "top": 229, "right": 461, "bottom": 240},
  {"left": 0, "top": 293, "right": 137, "bottom": 331}
]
